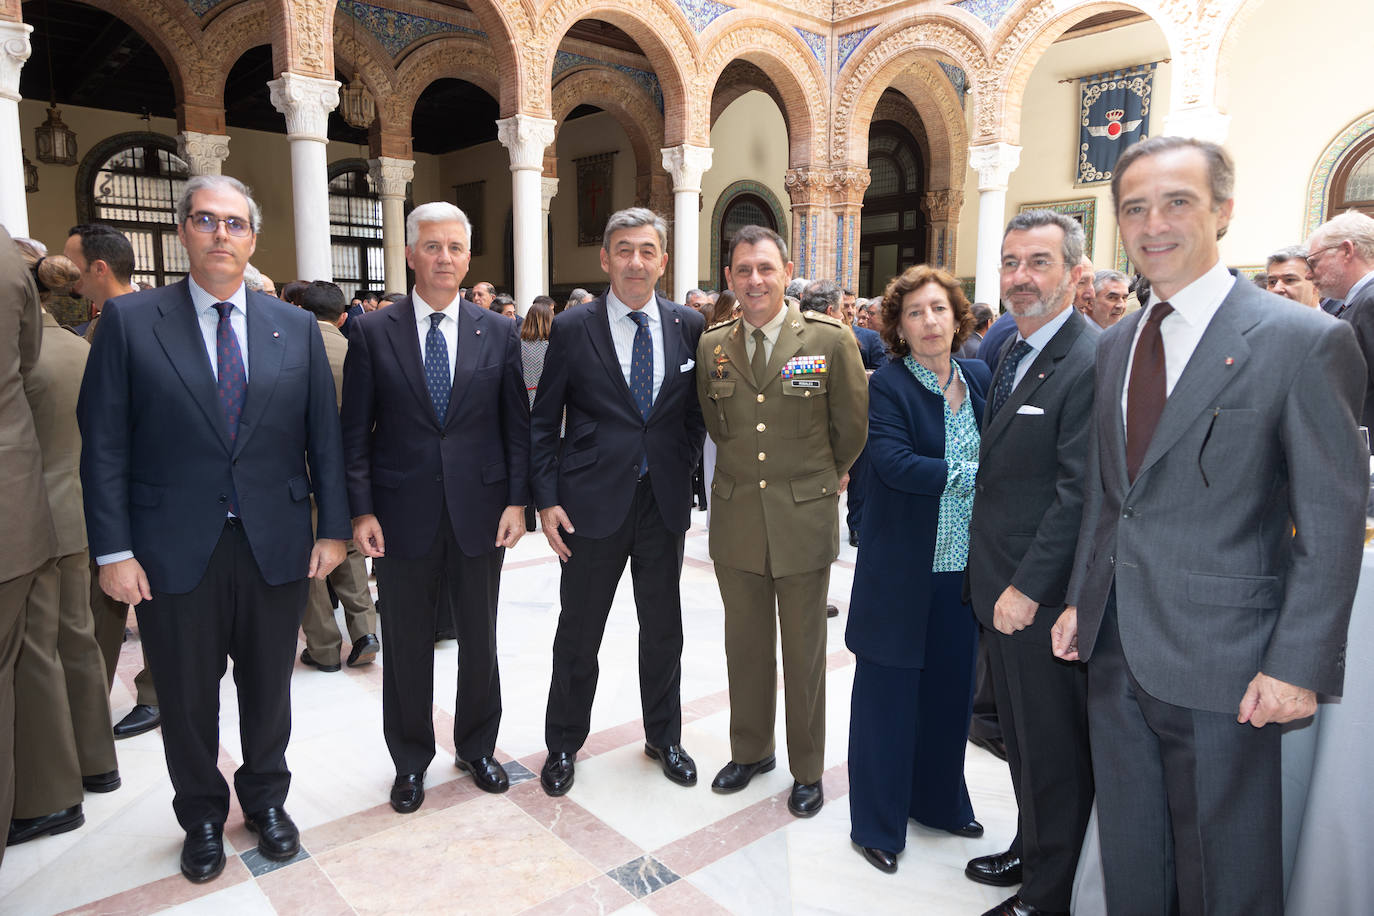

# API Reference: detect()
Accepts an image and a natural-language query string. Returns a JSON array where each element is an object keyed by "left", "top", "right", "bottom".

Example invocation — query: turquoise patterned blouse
[{"left": 904, "top": 356, "right": 979, "bottom": 573}]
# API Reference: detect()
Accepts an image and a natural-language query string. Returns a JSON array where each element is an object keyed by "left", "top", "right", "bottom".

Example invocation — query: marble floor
[{"left": 0, "top": 505, "right": 1020, "bottom": 915}]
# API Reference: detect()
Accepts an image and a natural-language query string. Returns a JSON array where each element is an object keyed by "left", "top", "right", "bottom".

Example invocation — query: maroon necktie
[{"left": 1125, "top": 302, "right": 1173, "bottom": 482}]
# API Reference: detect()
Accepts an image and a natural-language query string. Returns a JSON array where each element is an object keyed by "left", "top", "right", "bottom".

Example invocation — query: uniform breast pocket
[
  {"left": 708, "top": 379, "right": 736, "bottom": 439},
  {"left": 781, "top": 377, "right": 827, "bottom": 438}
]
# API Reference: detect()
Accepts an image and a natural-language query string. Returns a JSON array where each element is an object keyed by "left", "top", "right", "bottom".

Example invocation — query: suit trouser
[
  {"left": 969, "top": 627, "right": 1003, "bottom": 741},
  {"left": 90, "top": 557, "right": 157, "bottom": 706},
  {"left": 1089, "top": 598, "right": 1282, "bottom": 916},
  {"left": 14, "top": 552, "right": 118, "bottom": 818},
  {"left": 986, "top": 624, "right": 1093, "bottom": 911},
  {"left": 848, "top": 573, "right": 977, "bottom": 852},
  {"left": 375, "top": 519, "right": 503, "bottom": 774},
  {"left": 545, "top": 475, "right": 685, "bottom": 753},
  {"left": 715, "top": 561, "right": 829, "bottom": 785},
  {"left": 301, "top": 540, "right": 376, "bottom": 667},
  {"left": 0, "top": 568, "right": 38, "bottom": 868},
  {"left": 135, "top": 520, "right": 308, "bottom": 831}
]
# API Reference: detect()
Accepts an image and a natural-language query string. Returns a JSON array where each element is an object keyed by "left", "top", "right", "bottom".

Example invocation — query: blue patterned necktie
[
  {"left": 424, "top": 312, "right": 450, "bottom": 422},
  {"left": 987, "top": 339, "right": 1033, "bottom": 419},
  {"left": 213, "top": 302, "right": 246, "bottom": 514},
  {"left": 628, "top": 310, "right": 652, "bottom": 475}
]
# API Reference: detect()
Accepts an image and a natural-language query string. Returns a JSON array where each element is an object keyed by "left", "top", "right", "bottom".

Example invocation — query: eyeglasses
[
  {"left": 999, "top": 255, "right": 1061, "bottom": 274},
  {"left": 1306, "top": 243, "right": 1344, "bottom": 270},
  {"left": 186, "top": 212, "right": 253, "bottom": 238}
]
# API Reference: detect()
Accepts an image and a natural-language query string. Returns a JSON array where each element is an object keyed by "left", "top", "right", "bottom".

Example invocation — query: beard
[{"left": 1006, "top": 270, "right": 1074, "bottom": 319}]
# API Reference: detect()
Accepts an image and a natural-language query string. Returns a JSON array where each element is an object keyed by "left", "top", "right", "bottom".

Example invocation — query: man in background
[
  {"left": 1264, "top": 245, "right": 1323, "bottom": 308},
  {"left": 1307, "top": 211, "right": 1374, "bottom": 426}
]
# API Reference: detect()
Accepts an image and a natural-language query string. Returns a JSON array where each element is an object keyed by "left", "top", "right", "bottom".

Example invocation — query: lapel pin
[
  {"left": 476, "top": 329, "right": 482, "bottom": 335},
  {"left": 272, "top": 331, "right": 280, "bottom": 338},
  {"left": 714, "top": 344, "right": 722, "bottom": 355},
  {"left": 1225, "top": 357, "right": 1234, "bottom": 366},
  {"left": 1037, "top": 372, "right": 1046, "bottom": 379},
  {"left": 675, "top": 317, "right": 681, "bottom": 323},
  {"left": 790, "top": 320, "right": 800, "bottom": 329}
]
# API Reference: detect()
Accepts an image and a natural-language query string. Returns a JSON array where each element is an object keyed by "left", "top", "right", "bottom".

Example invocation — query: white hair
[
  {"left": 406, "top": 202, "right": 473, "bottom": 247},
  {"left": 1309, "top": 210, "right": 1374, "bottom": 262},
  {"left": 242, "top": 262, "right": 265, "bottom": 292}
]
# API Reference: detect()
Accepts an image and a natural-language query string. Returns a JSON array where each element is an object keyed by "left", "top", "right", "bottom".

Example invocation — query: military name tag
[{"left": 789, "top": 379, "right": 821, "bottom": 389}]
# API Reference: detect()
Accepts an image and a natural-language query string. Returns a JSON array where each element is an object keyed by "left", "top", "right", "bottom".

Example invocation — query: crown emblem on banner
[{"left": 1088, "top": 108, "right": 1142, "bottom": 141}]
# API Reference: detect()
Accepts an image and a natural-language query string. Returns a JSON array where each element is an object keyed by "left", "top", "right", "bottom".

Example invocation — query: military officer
[{"left": 696, "top": 225, "right": 868, "bottom": 817}]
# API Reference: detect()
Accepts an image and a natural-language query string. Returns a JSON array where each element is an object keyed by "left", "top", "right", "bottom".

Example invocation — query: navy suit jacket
[
  {"left": 853, "top": 325, "right": 886, "bottom": 370},
  {"left": 530, "top": 293, "right": 706, "bottom": 539},
  {"left": 77, "top": 280, "right": 350, "bottom": 594},
  {"left": 340, "top": 296, "right": 529, "bottom": 561},
  {"left": 845, "top": 356, "right": 991, "bottom": 667},
  {"left": 976, "top": 311, "right": 1018, "bottom": 375}
]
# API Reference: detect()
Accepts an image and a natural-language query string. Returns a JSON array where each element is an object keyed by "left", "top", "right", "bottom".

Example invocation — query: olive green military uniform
[{"left": 696, "top": 301, "right": 868, "bottom": 784}]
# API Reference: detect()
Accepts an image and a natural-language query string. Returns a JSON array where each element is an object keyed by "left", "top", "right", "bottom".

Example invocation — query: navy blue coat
[
  {"left": 845, "top": 356, "right": 991, "bottom": 668},
  {"left": 976, "top": 311, "right": 1018, "bottom": 375},
  {"left": 340, "top": 296, "right": 530, "bottom": 560},
  {"left": 78, "top": 280, "right": 351, "bottom": 594},
  {"left": 530, "top": 293, "right": 705, "bottom": 539},
  {"left": 853, "top": 325, "right": 886, "bottom": 370}
]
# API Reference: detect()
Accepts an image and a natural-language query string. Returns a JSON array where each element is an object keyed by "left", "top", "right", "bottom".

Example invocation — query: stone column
[
  {"left": 268, "top": 72, "right": 340, "bottom": 283},
  {"left": 496, "top": 114, "right": 556, "bottom": 312},
  {"left": 784, "top": 168, "right": 830, "bottom": 283},
  {"left": 662, "top": 144, "right": 713, "bottom": 303},
  {"left": 540, "top": 176, "right": 558, "bottom": 304},
  {"left": 0, "top": 21, "right": 32, "bottom": 236},
  {"left": 368, "top": 156, "right": 414, "bottom": 295},
  {"left": 968, "top": 143, "right": 1021, "bottom": 310},
  {"left": 176, "top": 131, "right": 230, "bottom": 176},
  {"left": 829, "top": 167, "right": 871, "bottom": 293},
  {"left": 922, "top": 188, "right": 965, "bottom": 272}
]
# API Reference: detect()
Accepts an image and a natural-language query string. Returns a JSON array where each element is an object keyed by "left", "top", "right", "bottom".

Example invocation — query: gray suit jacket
[
  {"left": 1066, "top": 280, "right": 1367, "bottom": 713},
  {"left": 1336, "top": 279, "right": 1374, "bottom": 429},
  {"left": 966, "top": 308, "right": 1098, "bottom": 644}
]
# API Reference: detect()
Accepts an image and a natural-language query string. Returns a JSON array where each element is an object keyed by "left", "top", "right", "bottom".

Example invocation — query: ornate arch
[
  {"left": 534, "top": 0, "right": 697, "bottom": 145},
  {"left": 331, "top": 23, "right": 405, "bottom": 153},
  {"left": 1304, "top": 112, "right": 1374, "bottom": 237},
  {"left": 698, "top": 18, "right": 825, "bottom": 168},
  {"left": 388, "top": 35, "right": 502, "bottom": 141},
  {"left": 264, "top": 0, "right": 334, "bottom": 78},
  {"left": 59, "top": 0, "right": 205, "bottom": 104},
  {"left": 202, "top": 1, "right": 273, "bottom": 101},
  {"left": 552, "top": 66, "right": 665, "bottom": 192},
  {"left": 709, "top": 179, "right": 786, "bottom": 286}
]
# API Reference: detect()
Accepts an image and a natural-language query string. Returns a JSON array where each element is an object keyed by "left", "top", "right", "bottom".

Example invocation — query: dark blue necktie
[
  {"left": 424, "top": 312, "right": 450, "bottom": 422},
  {"left": 213, "top": 302, "right": 246, "bottom": 514},
  {"left": 628, "top": 310, "right": 652, "bottom": 475},
  {"left": 988, "top": 339, "right": 1033, "bottom": 419}
]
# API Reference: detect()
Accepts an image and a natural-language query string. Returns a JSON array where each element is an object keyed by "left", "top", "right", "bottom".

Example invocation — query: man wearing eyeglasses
[
  {"left": 1306, "top": 212, "right": 1374, "bottom": 426},
  {"left": 77, "top": 175, "right": 350, "bottom": 884}
]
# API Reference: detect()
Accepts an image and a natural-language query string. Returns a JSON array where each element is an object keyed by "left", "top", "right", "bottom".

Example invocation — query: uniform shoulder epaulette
[
  {"left": 801, "top": 310, "right": 843, "bottom": 326},
  {"left": 706, "top": 317, "right": 737, "bottom": 331}
]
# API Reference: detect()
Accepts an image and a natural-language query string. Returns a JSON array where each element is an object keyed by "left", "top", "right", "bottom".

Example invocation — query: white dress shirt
[
  {"left": 190, "top": 276, "right": 249, "bottom": 382},
  {"left": 1011, "top": 302, "right": 1076, "bottom": 390},
  {"left": 607, "top": 288, "right": 665, "bottom": 402},
  {"left": 413, "top": 289, "right": 460, "bottom": 384},
  {"left": 1120, "top": 259, "right": 1236, "bottom": 425},
  {"left": 743, "top": 302, "right": 789, "bottom": 366}
]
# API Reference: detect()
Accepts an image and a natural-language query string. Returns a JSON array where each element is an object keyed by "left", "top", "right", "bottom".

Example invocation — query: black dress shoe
[
  {"left": 980, "top": 894, "right": 1067, "bottom": 916},
  {"left": 540, "top": 751, "right": 576, "bottom": 797},
  {"left": 826, "top": 604, "right": 839, "bottom": 618},
  {"left": 347, "top": 634, "right": 380, "bottom": 667},
  {"left": 456, "top": 755, "right": 509, "bottom": 794},
  {"left": 854, "top": 841, "right": 897, "bottom": 873},
  {"left": 113, "top": 704, "right": 160, "bottom": 739},
  {"left": 7, "top": 805, "right": 84, "bottom": 845},
  {"left": 390, "top": 772, "right": 425, "bottom": 813},
  {"left": 710, "top": 754, "right": 776, "bottom": 792},
  {"left": 949, "top": 819, "right": 984, "bottom": 838},
  {"left": 244, "top": 807, "right": 300, "bottom": 861},
  {"left": 966, "top": 849, "right": 1022, "bottom": 887},
  {"left": 788, "top": 780, "right": 823, "bottom": 817},
  {"left": 180, "top": 822, "right": 225, "bottom": 883},
  {"left": 82, "top": 769, "right": 121, "bottom": 793},
  {"left": 644, "top": 743, "right": 698, "bottom": 786},
  {"left": 970, "top": 734, "right": 1009, "bottom": 762},
  {"left": 300, "top": 648, "right": 341, "bottom": 673}
]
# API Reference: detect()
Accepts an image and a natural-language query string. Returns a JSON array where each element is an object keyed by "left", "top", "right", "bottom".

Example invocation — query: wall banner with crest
[{"left": 1076, "top": 63, "right": 1156, "bottom": 186}]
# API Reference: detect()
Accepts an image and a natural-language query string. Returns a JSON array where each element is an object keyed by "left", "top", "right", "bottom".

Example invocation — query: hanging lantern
[
  {"left": 339, "top": 75, "right": 375, "bottom": 130},
  {"left": 34, "top": 103, "right": 78, "bottom": 166},
  {"left": 23, "top": 153, "right": 38, "bottom": 193}
]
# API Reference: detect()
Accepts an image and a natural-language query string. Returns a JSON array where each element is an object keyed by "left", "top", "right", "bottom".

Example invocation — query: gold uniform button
[
  {"left": 759, "top": 480, "right": 767, "bottom": 489},
  {"left": 757, "top": 452, "right": 766, "bottom": 461},
  {"left": 756, "top": 422, "right": 766, "bottom": 432},
  {"left": 804, "top": 391, "right": 811, "bottom": 398},
  {"left": 756, "top": 393, "right": 765, "bottom": 403},
  {"left": 821, "top": 486, "right": 828, "bottom": 494}
]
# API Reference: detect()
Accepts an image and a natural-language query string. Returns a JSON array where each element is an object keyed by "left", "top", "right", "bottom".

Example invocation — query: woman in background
[{"left": 520, "top": 297, "right": 555, "bottom": 532}]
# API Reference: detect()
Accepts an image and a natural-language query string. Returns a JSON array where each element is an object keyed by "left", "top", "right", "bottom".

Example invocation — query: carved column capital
[
  {"left": 923, "top": 189, "right": 965, "bottom": 222},
  {"left": 827, "top": 167, "right": 872, "bottom": 207},
  {"left": 661, "top": 145, "right": 713, "bottom": 193},
  {"left": 540, "top": 176, "right": 559, "bottom": 211},
  {"left": 368, "top": 156, "right": 415, "bottom": 199},
  {"left": 0, "top": 21, "right": 32, "bottom": 102},
  {"left": 496, "top": 115, "right": 557, "bottom": 172},
  {"left": 177, "top": 132, "right": 231, "bottom": 176},
  {"left": 267, "top": 72, "right": 340, "bottom": 141},
  {"left": 784, "top": 168, "right": 832, "bottom": 207},
  {"left": 969, "top": 143, "right": 1022, "bottom": 192}
]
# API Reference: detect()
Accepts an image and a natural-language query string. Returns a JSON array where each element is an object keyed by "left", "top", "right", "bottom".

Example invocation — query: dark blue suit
[
  {"left": 77, "top": 279, "right": 349, "bottom": 830},
  {"left": 852, "top": 325, "right": 886, "bottom": 370},
  {"left": 530, "top": 293, "right": 705, "bottom": 753},
  {"left": 340, "top": 295, "right": 529, "bottom": 772},
  {"left": 845, "top": 356, "right": 990, "bottom": 854}
]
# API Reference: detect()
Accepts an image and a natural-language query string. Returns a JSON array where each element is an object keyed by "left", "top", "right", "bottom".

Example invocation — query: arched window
[
  {"left": 1329, "top": 133, "right": 1374, "bottom": 219},
  {"left": 328, "top": 160, "right": 385, "bottom": 294},
  {"left": 76, "top": 132, "right": 190, "bottom": 287},
  {"left": 859, "top": 122, "right": 926, "bottom": 298},
  {"left": 711, "top": 181, "right": 785, "bottom": 288}
]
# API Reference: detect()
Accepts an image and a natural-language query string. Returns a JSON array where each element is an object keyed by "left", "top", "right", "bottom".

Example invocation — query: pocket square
[
  {"left": 1016, "top": 405, "right": 1045, "bottom": 415},
  {"left": 680, "top": 359, "right": 695, "bottom": 372}
]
